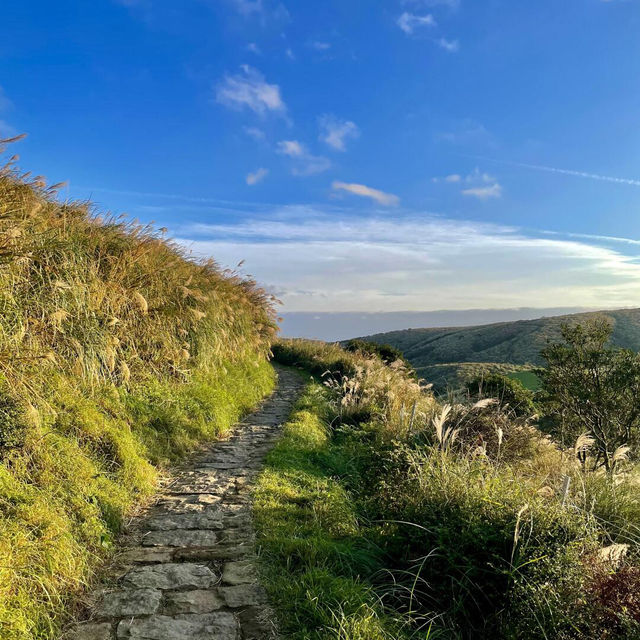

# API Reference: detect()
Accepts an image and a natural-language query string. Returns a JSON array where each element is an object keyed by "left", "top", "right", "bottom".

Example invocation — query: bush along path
[{"left": 64, "top": 366, "right": 304, "bottom": 640}]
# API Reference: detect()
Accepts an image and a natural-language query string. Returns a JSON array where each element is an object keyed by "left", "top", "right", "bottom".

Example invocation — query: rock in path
[{"left": 65, "top": 365, "right": 303, "bottom": 640}]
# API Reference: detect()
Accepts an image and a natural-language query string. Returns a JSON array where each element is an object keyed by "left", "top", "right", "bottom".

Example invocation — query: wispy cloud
[
  {"left": 246, "top": 167, "right": 268, "bottom": 185},
  {"left": 437, "top": 37, "right": 459, "bottom": 52},
  {"left": 462, "top": 183, "right": 502, "bottom": 199},
  {"left": 460, "top": 167, "right": 502, "bottom": 198},
  {"left": 243, "top": 126, "right": 266, "bottom": 141},
  {"left": 216, "top": 65, "right": 285, "bottom": 116},
  {"left": 246, "top": 42, "right": 261, "bottom": 55},
  {"left": 332, "top": 181, "right": 400, "bottom": 206},
  {"left": 228, "top": 0, "right": 290, "bottom": 24},
  {"left": 432, "top": 174, "right": 461, "bottom": 183},
  {"left": 397, "top": 12, "right": 436, "bottom": 34},
  {"left": 277, "top": 140, "right": 331, "bottom": 176},
  {"left": 177, "top": 210, "right": 640, "bottom": 312},
  {"left": 494, "top": 158, "right": 640, "bottom": 188},
  {"left": 318, "top": 115, "right": 360, "bottom": 151},
  {"left": 277, "top": 140, "right": 305, "bottom": 157},
  {"left": 435, "top": 167, "right": 501, "bottom": 198},
  {"left": 310, "top": 41, "right": 331, "bottom": 51}
]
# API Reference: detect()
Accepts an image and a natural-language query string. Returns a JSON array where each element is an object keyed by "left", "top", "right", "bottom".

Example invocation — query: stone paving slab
[{"left": 65, "top": 366, "right": 303, "bottom": 640}]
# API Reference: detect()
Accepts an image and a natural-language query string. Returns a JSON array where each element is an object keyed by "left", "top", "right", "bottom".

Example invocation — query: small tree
[
  {"left": 540, "top": 319, "right": 640, "bottom": 470},
  {"left": 466, "top": 372, "right": 535, "bottom": 417}
]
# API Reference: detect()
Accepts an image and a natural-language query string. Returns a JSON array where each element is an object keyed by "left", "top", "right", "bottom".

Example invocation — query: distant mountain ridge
[{"left": 360, "top": 308, "right": 640, "bottom": 389}]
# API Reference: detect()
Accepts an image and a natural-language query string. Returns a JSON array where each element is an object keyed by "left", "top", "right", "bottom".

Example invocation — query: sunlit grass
[{"left": 0, "top": 144, "right": 277, "bottom": 639}]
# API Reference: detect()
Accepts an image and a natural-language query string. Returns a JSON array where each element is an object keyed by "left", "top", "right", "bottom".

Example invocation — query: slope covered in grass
[
  {"left": 362, "top": 308, "right": 640, "bottom": 369},
  {"left": 0, "top": 150, "right": 277, "bottom": 639},
  {"left": 267, "top": 339, "right": 640, "bottom": 639},
  {"left": 360, "top": 308, "right": 640, "bottom": 391}
]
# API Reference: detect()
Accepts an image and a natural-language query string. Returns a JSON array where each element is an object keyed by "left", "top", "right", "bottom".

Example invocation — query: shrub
[
  {"left": 344, "top": 339, "right": 412, "bottom": 370},
  {"left": 466, "top": 372, "right": 535, "bottom": 417}
]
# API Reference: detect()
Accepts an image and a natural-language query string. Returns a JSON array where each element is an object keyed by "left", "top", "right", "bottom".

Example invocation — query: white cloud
[
  {"left": 246, "top": 168, "right": 268, "bottom": 185},
  {"left": 397, "top": 12, "right": 436, "bottom": 34},
  {"left": 318, "top": 115, "right": 360, "bottom": 151},
  {"left": 228, "top": 0, "right": 289, "bottom": 23},
  {"left": 433, "top": 173, "right": 461, "bottom": 183},
  {"left": 177, "top": 210, "right": 640, "bottom": 312},
  {"left": 246, "top": 42, "right": 261, "bottom": 54},
  {"left": 216, "top": 65, "right": 285, "bottom": 116},
  {"left": 292, "top": 156, "right": 331, "bottom": 176},
  {"left": 462, "top": 183, "right": 502, "bottom": 199},
  {"left": 465, "top": 167, "right": 495, "bottom": 183},
  {"left": 332, "top": 181, "right": 400, "bottom": 206},
  {"left": 243, "top": 126, "right": 266, "bottom": 141},
  {"left": 277, "top": 140, "right": 304, "bottom": 157},
  {"left": 310, "top": 41, "right": 331, "bottom": 50},
  {"left": 277, "top": 140, "right": 331, "bottom": 176},
  {"left": 438, "top": 37, "right": 459, "bottom": 52},
  {"left": 285, "top": 48, "right": 295, "bottom": 60}
]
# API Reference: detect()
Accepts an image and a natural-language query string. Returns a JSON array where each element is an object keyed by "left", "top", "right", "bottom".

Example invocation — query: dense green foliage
[
  {"left": 0, "top": 153, "right": 277, "bottom": 639},
  {"left": 269, "top": 340, "right": 640, "bottom": 639},
  {"left": 466, "top": 372, "right": 535, "bottom": 416},
  {"left": 540, "top": 319, "right": 640, "bottom": 469},
  {"left": 344, "top": 338, "right": 413, "bottom": 369}
]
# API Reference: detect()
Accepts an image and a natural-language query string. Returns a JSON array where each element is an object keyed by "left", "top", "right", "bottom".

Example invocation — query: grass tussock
[
  {"left": 269, "top": 339, "right": 640, "bottom": 639},
  {"left": 0, "top": 144, "right": 277, "bottom": 639}
]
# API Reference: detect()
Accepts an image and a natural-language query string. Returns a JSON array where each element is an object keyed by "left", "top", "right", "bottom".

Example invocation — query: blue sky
[{"left": 2, "top": 0, "right": 640, "bottom": 323}]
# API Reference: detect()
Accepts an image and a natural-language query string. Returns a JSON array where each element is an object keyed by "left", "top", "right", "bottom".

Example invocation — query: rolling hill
[{"left": 360, "top": 308, "right": 640, "bottom": 391}]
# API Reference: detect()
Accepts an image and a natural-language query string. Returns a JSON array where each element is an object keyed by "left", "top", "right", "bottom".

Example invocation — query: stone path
[{"left": 65, "top": 365, "right": 303, "bottom": 640}]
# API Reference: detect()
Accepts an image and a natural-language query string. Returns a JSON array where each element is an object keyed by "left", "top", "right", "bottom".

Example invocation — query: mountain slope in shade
[{"left": 361, "top": 308, "right": 640, "bottom": 376}]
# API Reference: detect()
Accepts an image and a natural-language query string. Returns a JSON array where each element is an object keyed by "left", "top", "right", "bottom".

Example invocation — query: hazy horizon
[{"left": 278, "top": 306, "right": 611, "bottom": 342}]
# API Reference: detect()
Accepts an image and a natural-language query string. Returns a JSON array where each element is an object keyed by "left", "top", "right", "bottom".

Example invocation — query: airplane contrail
[{"left": 463, "top": 155, "right": 640, "bottom": 187}]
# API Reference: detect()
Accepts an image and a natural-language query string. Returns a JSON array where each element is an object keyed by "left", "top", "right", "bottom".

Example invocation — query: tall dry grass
[
  {"left": 0, "top": 139, "right": 278, "bottom": 639},
  {"left": 273, "top": 338, "right": 640, "bottom": 639}
]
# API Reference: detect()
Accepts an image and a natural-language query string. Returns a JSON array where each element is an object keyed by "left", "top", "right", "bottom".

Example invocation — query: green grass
[
  {"left": 254, "top": 377, "right": 412, "bottom": 640},
  {"left": 0, "top": 151, "right": 278, "bottom": 639},
  {"left": 268, "top": 339, "right": 640, "bottom": 640}
]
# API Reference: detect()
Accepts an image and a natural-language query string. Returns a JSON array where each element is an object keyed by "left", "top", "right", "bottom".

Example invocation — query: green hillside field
[{"left": 361, "top": 308, "right": 640, "bottom": 391}]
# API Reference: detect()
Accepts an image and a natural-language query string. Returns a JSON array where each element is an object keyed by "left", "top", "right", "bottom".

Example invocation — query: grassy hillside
[
  {"left": 266, "top": 339, "right": 640, "bottom": 639},
  {"left": 361, "top": 308, "right": 640, "bottom": 390},
  {"left": 0, "top": 149, "right": 277, "bottom": 639}
]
